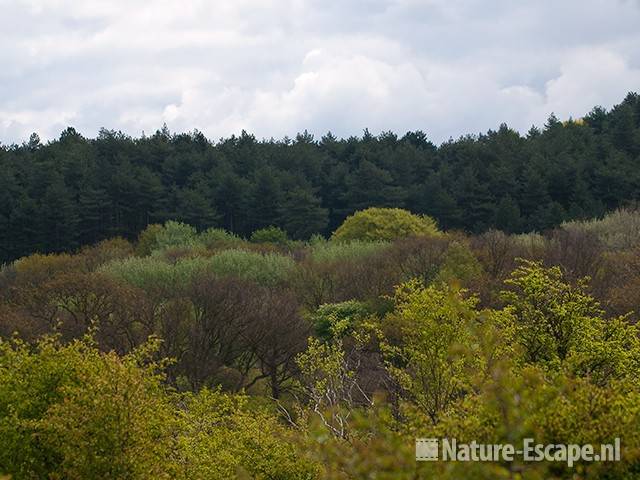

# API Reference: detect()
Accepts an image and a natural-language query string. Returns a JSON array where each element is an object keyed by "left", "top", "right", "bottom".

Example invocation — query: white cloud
[{"left": 0, "top": 0, "right": 639, "bottom": 144}]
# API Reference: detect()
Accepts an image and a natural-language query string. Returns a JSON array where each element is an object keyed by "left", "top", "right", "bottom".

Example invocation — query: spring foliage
[
  {"left": 2, "top": 208, "right": 640, "bottom": 478},
  {"left": 332, "top": 207, "right": 441, "bottom": 242}
]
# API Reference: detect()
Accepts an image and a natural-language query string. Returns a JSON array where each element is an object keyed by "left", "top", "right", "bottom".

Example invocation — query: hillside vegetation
[{"left": 1, "top": 208, "right": 640, "bottom": 478}]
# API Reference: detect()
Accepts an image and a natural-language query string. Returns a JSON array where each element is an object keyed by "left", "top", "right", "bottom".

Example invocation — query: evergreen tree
[
  {"left": 455, "top": 168, "right": 495, "bottom": 232},
  {"left": 172, "top": 186, "right": 219, "bottom": 231},
  {"left": 279, "top": 187, "right": 328, "bottom": 239},
  {"left": 343, "top": 160, "right": 406, "bottom": 213},
  {"left": 495, "top": 195, "right": 522, "bottom": 233},
  {"left": 518, "top": 166, "right": 551, "bottom": 220},
  {"left": 248, "top": 168, "right": 283, "bottom": 231},
  {"left": 38, "top": 174, "right": 80, "bottom": 252},
  {"left": 0, "top": 93, "right": 638, "bottom": 261},
  {"left": 78, "top": 185, "right": 112, "bottom": 245}
]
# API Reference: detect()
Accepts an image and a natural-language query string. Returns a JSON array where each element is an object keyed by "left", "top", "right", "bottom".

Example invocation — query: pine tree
[
  {"left": 495, "top": 195, "right": 522, "bottom": 232},
  {"left": 455, "top": 168, "right": 495, "bottom": 232},
  {"left": 343, "top": 160, "right": 406, "bottom": 213},
  {"left": 248, "top": 168, "right": 283, "bottom": 232},
  {"left": 279, "top": 187, "right": 328, "bottom": 239},
  {"left": 38, "top": 174, "right": 80, "bottom": 252},
  {"left": 214, "top": 172, "right": 251, "bottom": 234},
  {"left": 78, "top": 185, "right": 111, "bottom": 245},
  {"left": 173, "top": 186, "right": 220, "bottom": 231}
]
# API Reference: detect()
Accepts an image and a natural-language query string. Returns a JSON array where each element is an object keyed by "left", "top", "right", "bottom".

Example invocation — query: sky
[{"left": 1, "top": 0, "right": 639, "bottom": 145}]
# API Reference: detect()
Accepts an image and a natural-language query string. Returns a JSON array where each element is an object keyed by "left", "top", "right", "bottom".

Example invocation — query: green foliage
[
  {"left": 310, "top": 300, "right": 370, "bottom": 340},
  {"left": 206, "top": 249, "right": 296, "bottom": 286},
  {"left": 435, "top": 240, "right": 484, "bottom": 285},
  {"left": 136, "top": 221, "right": 201, "bottom": 257},
  {"left": 250, "top": 226, "right": 289, "bottom": 245},
  {"left": 98, "top": 256, "right": 203, "bottom": 293},
  {"left": 308, "top": 239, "right": 389, "bottom": 263},
  {"left": 429, "top": 366, "right": 640, "bottom": 479},
  {"left": 295, "top": 320, "right": 375, "bottom": 439},
  {"left": 502, "top": 260, "right": 640, "bottom": 383},
  {"left": 0, "top": 336, "right": 320, "bottom": 480},
  {"left": 136, "top": 223, "right": 164, "bottom": 256},
  {"left": 381, "top": 280, "right": 481, "bottom": 424},
  {"left": 174, "top": 389, "right": 319, "bottom": 479},
  {"left": 561, "top": 208, "right": 640, "bottom": 250},
  {"left": 199, "top": 227, "right": 245, "bottom": 250},
  {"left": 154, "top": 220, "right": 199, "bottom": 251},
  {"left": 0, "top": 335, "right": 175, "bottom": 479},
  {"left": 332, "top": 207, "right": 440, "bottom": 242},
  {"left": 101, "top": 249, "right": 296, "bottom": 291}
]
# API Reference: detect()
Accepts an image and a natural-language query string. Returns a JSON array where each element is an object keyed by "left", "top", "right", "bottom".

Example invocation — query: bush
[
  {"left": 561, "top": 208, "right": 640, "bottom": 251},
  {"left": 154, "top": 221, "right": 199, "bottom": 251},
  {"left": 332, "top": 207, "right": 440, "bottom": 242},
  {"left": 311, "top": 300, "right": 370, "bottom": 340},
  {"left": 80, "top": 237, "right": 134, "bottom": 270},
  {"left": 174, "top": 389, "right": 319, "bottom": 479},
  {"left": 199, "top": 228, "right": 246, "bottom": 250},
  {"left": 100, "top": 250, "right": 296, "bottom": 292},
  {"left": 135, "top": 224, "right": 164, "bottom": 256},
  {"left": 0, "top": 336, "right": 319, "bottom": 480},
  {"left": 136, "top": 221, "right": 200, "bottom": 256},
  {"left": 0, "top": 336, "right": 175, "bottom": 479},
  {"left": 99, "top": 256, "right": 205, "bottom": 295},
  {"left": 250, "top": 226, "right": 290, "bottom": 245},
  {"left": 13, "top": 253, "right": 85, "bottom": 285},
  {"left": 308, "top": 239, "right": 389, "bottom": 264},
  {"left": 435, "top": 241, "right": 484, "bottom": 286},
  {"left": 509, "top": 231, "right": 547, "bottom": 259},
  {"left": 206, "top": 249, "right": 296, "bottom": 286}
]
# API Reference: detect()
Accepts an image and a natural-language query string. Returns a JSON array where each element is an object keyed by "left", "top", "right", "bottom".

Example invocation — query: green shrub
[
  {"left": 155, "top": 221, "right": 199, "bottom": 250},
  {"left": 250, "top": 226, "right": 290, "bottom": 245},
  {"left": 80, "top": 237, "right": 134, "bottom": 270},
  {"left": 100, "top": 249, "right": 296, "bottom": 291},
  {"left": 309, "top": 239, "right": 389, "bottom": 264},
  {"left": 435, "top": 241, "right": 483, "bottom": 285},
  {"left": 199, "top": 228, "right": 246, "bottom": 250},
  {"left": 175, "top": 389, "right": 319, "bottom": 479},
  {"left": 0, "top": 336, "right": 175, "bottom": 480},
  {"left": 206, "top": 249, "right": 295, "bottom": 286},
  {"left": 136, "top": 221, "right": 200, "bottom": 256},
  {"left": 0, "top": 336, "right": 319, "bottom": 480},
  {"left": 135, "top": 224, "right": 165, "bottom": 256},
  {"left": 311, "top": 300, "right": 370, "bottom": 340},
  {"left": 561, "top": 208, "right": 640, "bottom": 250},
  {"left": 99, "top": 256, "right": 206, "bottom": 293},
  {"left": 332, "top": 207, "right": 441, "bottom": 242},
  {"left": 510, "top": 231, "right": 547, "bottom": 258}
]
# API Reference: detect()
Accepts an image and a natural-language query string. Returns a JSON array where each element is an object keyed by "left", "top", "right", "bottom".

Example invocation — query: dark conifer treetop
[{"left": 0, "top": 93, "right": 638, "bottom": 263}]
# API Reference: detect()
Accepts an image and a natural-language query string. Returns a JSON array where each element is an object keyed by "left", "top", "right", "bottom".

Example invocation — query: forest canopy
[
  {"left": 0, "top": 92, "right": 639, "bottom": 264},
  {"left": 2, "top": 207, "right": 640, "bottom": 478}
]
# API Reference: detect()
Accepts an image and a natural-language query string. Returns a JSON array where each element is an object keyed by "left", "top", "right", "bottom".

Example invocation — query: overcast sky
[{"left": 1, "top": 0, "right": 639, "bottom": 144}]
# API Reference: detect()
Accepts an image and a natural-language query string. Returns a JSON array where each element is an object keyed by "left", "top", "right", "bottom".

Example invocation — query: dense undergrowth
[{"left": 1, "top": 207, "right": 640, "bottom": 478}]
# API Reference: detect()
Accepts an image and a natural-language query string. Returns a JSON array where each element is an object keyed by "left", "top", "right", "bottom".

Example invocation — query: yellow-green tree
[{"left": 332, "top": 208, "right": 440, "bottom": 242}]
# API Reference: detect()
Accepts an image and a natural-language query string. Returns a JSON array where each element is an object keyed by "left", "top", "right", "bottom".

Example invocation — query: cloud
[{"left": 0, "top": 0, "right": 639, "bottom": 144}]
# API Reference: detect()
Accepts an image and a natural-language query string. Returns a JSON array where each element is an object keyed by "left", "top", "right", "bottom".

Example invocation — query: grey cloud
[{"left": 0, "top": 0, "right": 639, "bottom": 144}]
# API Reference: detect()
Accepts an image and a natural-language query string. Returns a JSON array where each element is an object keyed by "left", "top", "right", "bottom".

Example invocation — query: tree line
[{"left": 0, "top": 92, "right": 639, "bottom": 264}]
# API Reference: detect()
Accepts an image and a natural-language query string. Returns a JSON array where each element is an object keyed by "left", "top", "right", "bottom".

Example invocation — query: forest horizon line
[{"left": 1, "top": 91, "right": 639, "bottom": 263}]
